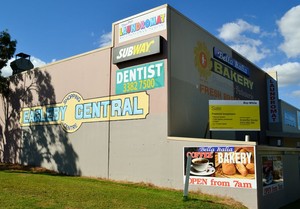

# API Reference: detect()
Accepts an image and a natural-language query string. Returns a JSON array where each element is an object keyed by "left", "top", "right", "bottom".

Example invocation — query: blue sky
[{"left": 1, "top": 0, "right": 300, "bottom": 108}]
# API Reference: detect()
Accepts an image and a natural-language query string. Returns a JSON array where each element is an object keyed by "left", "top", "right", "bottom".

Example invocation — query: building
[{"left": 1, "top": 5, "right": 300, "bottom": 209}]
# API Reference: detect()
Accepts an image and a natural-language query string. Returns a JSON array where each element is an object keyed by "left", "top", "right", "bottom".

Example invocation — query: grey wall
[
  {"left": 257, "top": 147, "right": 300, "bottom": 209},
  {"left": 168, "top": 7, "right": 269, "bottom": 142}
]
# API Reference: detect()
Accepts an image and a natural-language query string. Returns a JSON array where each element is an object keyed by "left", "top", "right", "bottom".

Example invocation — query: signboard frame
[
  {"left": 184, "top": 146, "right": 256, "bottom": 189},
  {"left": 209, "top": 100, "right": 261, "bottom": 131}
]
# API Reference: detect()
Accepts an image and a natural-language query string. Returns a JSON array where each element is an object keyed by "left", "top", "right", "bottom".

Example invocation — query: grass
[{"left": 0, "top": 163, "right": 247, "bottom": 209}]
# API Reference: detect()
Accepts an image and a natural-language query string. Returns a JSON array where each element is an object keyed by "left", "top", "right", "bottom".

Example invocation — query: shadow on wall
[{"left": 0, "top": 68, "right": 81, "bottom": 175}]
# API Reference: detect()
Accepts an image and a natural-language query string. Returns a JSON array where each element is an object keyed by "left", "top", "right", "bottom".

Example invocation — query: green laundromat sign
[{"left": 116, "top": 60, "right": 164, "bottom": 94}]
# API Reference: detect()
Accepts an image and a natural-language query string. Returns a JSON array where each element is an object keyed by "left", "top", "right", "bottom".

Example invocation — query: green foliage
[
  {"left": 0, "top": 30, "right": 17, "bottom": 72},
  {"left": 0, "top": 30, "right": 16, "bottom": 95},
  {"left": 0, "top": 166, "right": 247, "bottom": 209}
]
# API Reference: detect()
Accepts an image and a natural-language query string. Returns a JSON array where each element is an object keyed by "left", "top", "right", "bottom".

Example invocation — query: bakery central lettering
[
  {"left": 211, "top": 59, "right": 254, "bottom": 90},
  {"left": 75, "top": 97, "right": 143, "bottom": 119},
  {"left": 22, "top": 106, "right": 67, "bottom": 124},
  {"left": 20, "top": 92, "right": 149, "bottom": 133}
]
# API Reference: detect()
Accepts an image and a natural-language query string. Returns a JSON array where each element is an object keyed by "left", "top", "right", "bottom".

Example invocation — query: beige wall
[{"left": 1, "top": 48, "right": 112, "bottom": 176}]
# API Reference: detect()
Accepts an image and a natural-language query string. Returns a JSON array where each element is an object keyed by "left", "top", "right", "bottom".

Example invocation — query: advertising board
[
  {"left": 209, "top": 100, "right": 261, "bottom": 131},
  {"left": 118, "top": 8, "right": 166, "bottom": 43},
  {"left": 194, "top": 42, "right": 254, "bottom": 101},
  {"left": 267, "top": 77, "right": 279, "bottom": 123},
  {"left": 116, "top": 60, "right": 164, "bottom": 94},
  {"left": 262, "top": 155, "right": 284, "bottom": 196},
  {"left": 113, "top": 36, "right": 161, "bottom": 64},
  {"left": 213, "top": 47, "right": 250, "bottom": 76},
  {"left": 184, "top": 146, "right": 256, "bottom": 189}
]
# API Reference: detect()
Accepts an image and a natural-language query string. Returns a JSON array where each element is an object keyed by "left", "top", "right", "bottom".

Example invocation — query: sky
[{"left": 1, "top": 0, "right": 300, "bottom": 108}]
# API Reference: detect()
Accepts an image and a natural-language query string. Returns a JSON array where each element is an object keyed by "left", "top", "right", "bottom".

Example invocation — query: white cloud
[
  {"left": 277, "top": 5, "right": 300, "bottom": 58},
  {"left": 218, "top": 19, "right": 269, "bottom": 63},
  {"left": 291, "top": 90, "right": 300, "bottom": 97},
  {"left": 98, "top": 31, "right": 112, "bottom": 48},
  {"left": 263, "top": 62, "right": 300, "bottom": 87},
  {"left": 1, "top": 59, "right": 13, "bottom": 77},
  {"left": 1, "top": 56, "right": 46, "bottom": 77},
  {"left": 231, "top": 44, "right": 270, "bottom": 63},
  {"left": 31, "top": 56, "right": 46, "bottom": 68},
  {"left": 218, "top": 19, "right": 260, "bottom": 43}
]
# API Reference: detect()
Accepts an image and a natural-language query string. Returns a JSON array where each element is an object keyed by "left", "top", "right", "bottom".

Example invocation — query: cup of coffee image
[{"left": 192, "top": 158, "right": 214, "bottom": 172}]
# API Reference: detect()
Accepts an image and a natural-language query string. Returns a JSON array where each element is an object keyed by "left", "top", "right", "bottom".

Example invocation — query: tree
[
  {"left": 0, "top": 30, "right": 17, "bottom": 96},
  {"left": 0, "top": 31, "right": 79, "bottom": 173},
  {"left": 0, "top": 30, "right": 17, "bottom": 71}
]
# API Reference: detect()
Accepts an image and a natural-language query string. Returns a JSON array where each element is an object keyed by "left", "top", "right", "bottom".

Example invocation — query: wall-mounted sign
[
  {"left": 118, "top": 8, "right": 166, "bottom": 43},
  {"left": 20, "top": 91, "right": 149, "bottom": 133},
  {"left": 184, "top": 146, "right": 256, "bottom": 189},
  {"left": 267, "top": 78, "right": 279, "bottom": 123},
  {"left": 116, "top": 60, "right": 164, "bottom": 94},
  {"left": 213, "top": 47, "right": 250, "bottom": 76},
  {"left": 211, "top": 59, "right": 253, "bottom": 91},
  {"left": 209, "top": 100, "right": 260, "bottom": 131},
  {"left": 113, "top": 36, "right": 161, "bottom": 64},
  {"left": 262, "top": 155, "right": 283, "bottom": 196}
]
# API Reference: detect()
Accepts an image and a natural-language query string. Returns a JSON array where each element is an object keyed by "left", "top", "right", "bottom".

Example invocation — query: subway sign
[{"left": 113, "top": 36, "right": 161, "bottom": 64}]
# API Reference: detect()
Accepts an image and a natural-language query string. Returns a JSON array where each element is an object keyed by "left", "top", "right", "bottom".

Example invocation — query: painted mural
[
  {"left": 194, "top": 42, "right": 254, "bottom": 101},
  {"left": 20, "top": 91, "right": 149, "bottom": 133}
]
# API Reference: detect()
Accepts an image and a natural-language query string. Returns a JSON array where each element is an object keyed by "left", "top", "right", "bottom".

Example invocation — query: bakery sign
[
  {"left": 184, "top": 146, "right": 256, "bottom": 189},
  {"left": 213, "top": 47, "right": 250, "bottom": 76},
  {"left": 20, "top": 91, "right": 149, "bottom": 133}
]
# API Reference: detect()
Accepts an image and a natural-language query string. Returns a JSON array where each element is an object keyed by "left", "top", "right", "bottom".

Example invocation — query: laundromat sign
[
  {"left": 20, "top": 92, "right": 149, "bottom": 133},
  {"left": 118, "top": 8, "right": 166, "bottom": 43}
]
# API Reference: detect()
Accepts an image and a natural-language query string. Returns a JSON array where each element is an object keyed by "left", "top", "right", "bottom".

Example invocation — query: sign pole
[{"left": 183, "top": 155, "right": 192, "bottom": 201}]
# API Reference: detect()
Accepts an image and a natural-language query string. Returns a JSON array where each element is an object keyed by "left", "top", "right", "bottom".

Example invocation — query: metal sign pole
[{"left": 183, "top": 155, "right": 192, "bottom": 201}]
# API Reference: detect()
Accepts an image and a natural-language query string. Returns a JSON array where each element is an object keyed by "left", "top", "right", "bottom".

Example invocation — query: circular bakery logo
[{"left": 194, "top": 42, "right": 212, "bottom": 80}]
